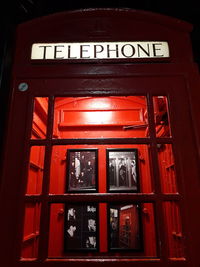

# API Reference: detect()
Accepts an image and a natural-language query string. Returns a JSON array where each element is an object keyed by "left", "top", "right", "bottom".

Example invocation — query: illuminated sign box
[{"left": 31, "top": 41, "right": 169, "bottom": 60}]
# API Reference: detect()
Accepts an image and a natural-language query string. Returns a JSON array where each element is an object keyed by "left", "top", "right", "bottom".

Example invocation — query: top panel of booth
[{"left": 14, "top": 8, "right": 194, "bottom": 68}]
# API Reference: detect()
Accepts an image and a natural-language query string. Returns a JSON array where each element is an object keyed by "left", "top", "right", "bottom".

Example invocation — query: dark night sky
[{"left": 1, "top": 0, "right": 200, "bottom": 64}]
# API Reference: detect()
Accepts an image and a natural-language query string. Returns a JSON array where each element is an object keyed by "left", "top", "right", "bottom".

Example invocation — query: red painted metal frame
[{"left": 0, "top": 8, "right": 200, "bottom": 267}]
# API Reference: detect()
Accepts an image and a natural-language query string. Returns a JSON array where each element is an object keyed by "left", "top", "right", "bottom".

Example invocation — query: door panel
[{"left": 0, "top": 76, "right": 200, "bottom": 267}]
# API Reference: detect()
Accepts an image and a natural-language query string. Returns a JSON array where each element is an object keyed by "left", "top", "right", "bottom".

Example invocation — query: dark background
[{"left": 0, "top": 0, "right": 200, "bottom": 159}]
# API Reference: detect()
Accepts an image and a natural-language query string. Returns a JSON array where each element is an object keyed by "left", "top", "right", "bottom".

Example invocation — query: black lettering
[
  {"left": 121, "top": 44, "right": 135, "bottom": 58},
  {"left": 94, "top": 45, "right": 104, "bottom": 58},
  {"left": 152, "top": 43, "right": 164, "bottom": 57},
  {"left": 39, "top": 45, "right": 52, "bottom": 59},
  {"left": 54, "top": 45, "right": 64, "bottom": 59},
  {"left": 107, "top": 44, "right": 119, "bottom": 58},
  {"left": 80, "top": 45, "right": 90, "bottom": 58},
  {"left": 68, "top": 45, "right": 77, "bottom": 59},
  {"left": 137, "top": 44, "right": 150, "bottom": 57}
]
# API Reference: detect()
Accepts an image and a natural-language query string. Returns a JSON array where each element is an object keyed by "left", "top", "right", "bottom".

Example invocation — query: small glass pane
[
  {"left": 67, "top": 149, "right": 98, "bottom": 192},
  {"left": 53, "top": 96, "right": 149, "bottom": 139},
  {"left": 26, "top": 146, "right": 45, "bottom": 195},
  {"left": 109, "top": 204, "right": 142, "bottom": 251},
  {"left": 163, "top": 202, "right": 185, "bottom": 259},
  {"left": 50, "top": 145, "right": 152, "bottom": 194},
  {"left": 49, "top": 203, "right": 157, "bottom": 257},
  {"left": 48, "top": 203, "right": 98, "bottom": 257},
  {"left": 31, "top": 97, "right": 48, "bottom": 139},
  {"left": 142, "top": 203, "right": 157, "bottom": 257},
  {"left": 109, "top": 203, "right": 157, "bottom": 256},
  {"left": 21, "top": 203, "right": 41, "bottom": 259},
  {"left": 157, "top": 144, "right": 177, "bottom": 193},
  {"left": 153, "top": 96, "right": 171, "bottom": 138},
  {"left": 107, "top": 149, "right": 139, "bottom": 192}
]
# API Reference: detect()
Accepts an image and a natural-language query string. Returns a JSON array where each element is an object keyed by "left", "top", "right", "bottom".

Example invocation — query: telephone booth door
[{"left": 0, "top": 9, "right": 200, "bottom": 267}]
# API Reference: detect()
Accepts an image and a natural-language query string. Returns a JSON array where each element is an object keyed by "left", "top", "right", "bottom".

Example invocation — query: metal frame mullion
[
  {"left": 147, "top": 94, "right": 168, "bottom": 263},
  {"left": 30, "top": 138, "right": 151, "bottom": 146},
  {"left": 38, "top": 96, "right": 54, "bottom": 261}
]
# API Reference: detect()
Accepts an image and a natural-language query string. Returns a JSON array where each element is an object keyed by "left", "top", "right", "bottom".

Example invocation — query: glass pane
[
  {"left": 50, "top": 145, "right": 152, "bottom": 194},
  {"left": 31, "top": 97, "right": 48, "bottom": 139},
  {"left": 153, "top": 96, "right": 171, "bottom": 138},
  {"left": 26, "top": 146, "right": 45, "bottom": 195},
  {"left": 21, "top": 203, "right": 41, "bottom": 259},
  {"left": 48, "top": 203, "right": 157, "bottom": 257},
  {"left": 107, "top": 149, "right": 139, "bottom": 192},
  {"left": 53, "top": 96, "right": 149, "bottom": 139},
  {"left": 157, "top": 144, "right": 177, "bottom": 193},
  {"left": 163, "top": 202, "right": 185, "bottom": 259},
  {"left": 141, "top": 203, "right": 157, "bottom": 257},
  {"left": 67, "top": 149, "right": 98, "bottom": 193},
  {"left": 109, "top": 204, "right": 142, "bottom": 251},
  {"left": 109, "top": 203, "right": 157, "bottom": 256},
  {"left": 48, "top": 203, "right": 98, "bottom": 257}
]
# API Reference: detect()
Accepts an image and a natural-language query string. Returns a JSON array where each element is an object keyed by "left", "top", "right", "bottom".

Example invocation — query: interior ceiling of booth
[{"left": 1, "top": 0, "right": 200, "bottom": 64}]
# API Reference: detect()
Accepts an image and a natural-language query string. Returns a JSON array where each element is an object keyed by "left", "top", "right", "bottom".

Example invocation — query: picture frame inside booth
[
  {"left": 64, "top": 203, "right": 99, "bottom": 252},
  {"left": 108, "top": 203, "right": 143, "bottom": 252},
  {"left": 66, "top": 149, "right": 98, "bottom": 193},
  {"left": 106, "top": 149, "right": 139, "bottom": 193}
]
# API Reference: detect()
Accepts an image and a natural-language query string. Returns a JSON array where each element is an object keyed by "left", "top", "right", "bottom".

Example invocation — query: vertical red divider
[
  {"left": 99, "top": 147, "right": 108, "bottom": 252},
  {"left": 99, "top": 203, "right": 108, "bottom": 253}
]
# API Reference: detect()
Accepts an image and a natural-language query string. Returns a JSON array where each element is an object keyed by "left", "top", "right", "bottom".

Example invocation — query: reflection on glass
[
  {"left": 157, "top": 144, "right": 177, "bottom": 193},
  {"left": 53, "top": 96, "right": 149, "bottom": 139},
  {"left": 109, "top": 204, "right": 142, "bottom": 251},
  {"left": 153, "top": 96, "right": 171, "bottom": 137},
  {"left": 26, "top": 146, "right": 45, "bottom": 195},
  {"left": 31, "top": 97, "right": 48, "bottom": 139},
  {"left": 21, "top": 203, "right": 41, "bottom": 259},
  {"left": 107, "top": 149, "right": 139, "bottom": 192},
  {"left": 163, "top": 202, "right": 185, "bottom": 259}
]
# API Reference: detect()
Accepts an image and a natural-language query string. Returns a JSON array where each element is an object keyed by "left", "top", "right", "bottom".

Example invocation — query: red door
[{"left": 0, "top": 75, "right": 200, "bottom": 267}]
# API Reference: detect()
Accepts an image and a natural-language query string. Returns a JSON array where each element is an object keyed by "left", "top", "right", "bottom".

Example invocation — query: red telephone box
[{"left": 1, "top": 8, "right": 200, "bottom": 267}]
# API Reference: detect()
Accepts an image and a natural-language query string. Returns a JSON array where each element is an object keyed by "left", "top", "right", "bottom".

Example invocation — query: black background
[{"left": 0, "top": 0, "right": 200, "bottom": 166}]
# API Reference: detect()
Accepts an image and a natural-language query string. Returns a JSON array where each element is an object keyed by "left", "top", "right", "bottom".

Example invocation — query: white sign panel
[{"left": 31, "top": 41, "right": 169, "bottom": 60}]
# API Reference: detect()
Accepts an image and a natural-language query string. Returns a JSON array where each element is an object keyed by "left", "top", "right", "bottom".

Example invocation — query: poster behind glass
[
  {"left": 64, "top": 204, "right": 98, "bottom": 251},
  {"left": 67, "top": 149, "right": 98, "bottom": 192},
  {"left": 107, "top": 149, "right": 139, "bottom": 192},
  {"left": 109, "top": 204, "right": 143, "bottom": 251}
]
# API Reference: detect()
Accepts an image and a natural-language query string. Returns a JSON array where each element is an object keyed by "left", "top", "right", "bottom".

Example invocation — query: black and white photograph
[
  {"left": 67, "top": 149, "right": 98, "bottom": 192},
  {"left": 109, "top": 204, "right": 143, "bottom": 251},
  {"left": 107, "top": 149, "right": 139, "bottom": 192},
  {"left": 64, "top": 204, "right": 98, "bottom": 252}
]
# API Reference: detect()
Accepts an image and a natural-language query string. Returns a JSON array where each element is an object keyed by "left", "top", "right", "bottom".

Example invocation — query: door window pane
[
  {"left": 163, "top": 202, "right": 185, "bottom": 259},
  {"left": 48, "top": 203, "right": 98, "bottom": 257},
  {"left": 108, "top": 203, "right": 157, "bottom": 256},
  {"left": 21, "top": 203, "right": 41, "bottom": 259},
  {"left": 157, "top": 144, "right": 177, "bottom": 193},
  {"left": 26, "top": 146, "right": 45, "bottom": 195},
  {"left": 153, "top": 96, "right": 171, "bottom": 138},
  {"left": 107, "top": 149, "right": 139, "bottom": 192},
  {"left": 48, "top": 202, "right": 157, "bottom": 258},
  {"left": 50, "top": 145, "right": 152, "bottom": 194},
  {"left": 64, "top": 204, "right": 98, "bottom": 251},
  {"left": 53, "top": 96, "right": 149, "bottom": 139},
  {"left": 109, "top": 204, "right": 142, "bottom": 251},
  {"left": 31, "top": 97, "right": 48, "bottom": 139},
  {"left": 67, "top": 149, "right": 98, "bottom": 193}
]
